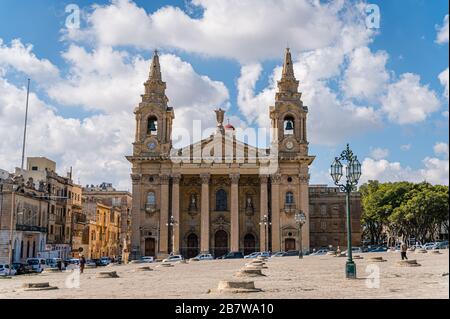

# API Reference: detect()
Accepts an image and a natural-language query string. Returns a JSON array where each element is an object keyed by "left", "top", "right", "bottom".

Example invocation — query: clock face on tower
[
  {"left": 148, "top": 142, "right": 157, "bottom": 150},
  {"left": 286, "top": 141, "right": 294, "bottom": 150}
]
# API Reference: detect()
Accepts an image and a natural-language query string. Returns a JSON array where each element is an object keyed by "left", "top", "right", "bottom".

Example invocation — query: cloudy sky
[{"left": 0, "top": 0, "right": 448, "bottom": 190}]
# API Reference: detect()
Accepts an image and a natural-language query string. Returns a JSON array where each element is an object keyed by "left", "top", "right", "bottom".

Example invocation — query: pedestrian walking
[
  {"left": 79, "top": 255, "right": 86, "bottom": 274},
  {"left": 401, "top": 242, "right": 408, "bottom": 260}
]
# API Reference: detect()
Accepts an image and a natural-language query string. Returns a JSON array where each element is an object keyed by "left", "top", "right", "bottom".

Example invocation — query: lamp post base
[{"left": 345, "top": 260, "right": 356, "bottom": 279}]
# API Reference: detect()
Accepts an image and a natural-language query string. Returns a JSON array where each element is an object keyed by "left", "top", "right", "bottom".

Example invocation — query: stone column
[
  {"left": 159, "top": 174, "right": 170, "bottom": 255},
  {"left": 259, "top": 175, "right": 269, "bottom": 252},
  {"left": 271, "top": 174, "right": 281, "bottom": 252},
  {"left": 230, "top": 173, "right": 240, "bottom": 252},
  {"left": 200, "top": 173, "right": 210, "bottom": 253},
  {"left": 299, "top": 173, "right": 310, "bottom": 252},
  {"left": 130, "top": 174, "right": 141, "bottom": 259},
  {"left": 172, "top": 174, "right": 181, "bottom": 254}
]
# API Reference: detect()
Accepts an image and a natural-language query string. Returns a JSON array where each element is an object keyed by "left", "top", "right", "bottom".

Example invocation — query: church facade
[{"left": 127, "top": 48, "right": 316, "bottom": 259}]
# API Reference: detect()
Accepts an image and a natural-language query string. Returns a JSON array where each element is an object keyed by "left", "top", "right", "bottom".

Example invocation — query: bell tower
[
  {"left": 133, "top": 50, "right": 174, "bottom": 156},
  {"left": 270, "top": 48, "right": 309, "bottom": 156}
]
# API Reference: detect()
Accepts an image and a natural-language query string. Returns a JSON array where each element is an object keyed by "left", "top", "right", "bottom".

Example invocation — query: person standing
[
  {"left": 79, "top": 255, "right": 86, "bottom": 274},
  {"left": 401, "top": 242, "right": 408, "bottom": 260}
]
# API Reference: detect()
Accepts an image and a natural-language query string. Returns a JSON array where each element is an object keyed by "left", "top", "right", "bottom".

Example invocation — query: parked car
[
  {"left": 140, "top": 256, "right": 155, "bottom": 263},
  {"left": 85, "top": 260, "right": 97, "bottom": 267},
  {"left": 422, "top": 242, "right": 437, "bottom": 250},
  {"left": 99, "top": 257, "right": 111, "bottom": 266},
  {"left": 12, "top": 263, "right": 30, "bottom": 275},
  {"left": 244, "top": 252, "right": 261, "bottom": 259},
  {"left": 45, "top": 258, "right": 65, "bottom": 269},
  {"left": 193, "top": 253, "right": 214, "bottom": 261},
  {"left": 270, "top": 251, "right": 285, "bottom": 258},
  {"left": 368, "top": 246, "right": 388, "bottom": 253},
  {"left": 0, "top": 264, "right": 17, "bottom": 276},
  {"left": 282, "top": 250, "right": 300, "bottom": 257},
  {"left": 26, "top": 258, "right": 46, "bottom": 273},
  {"left": 220, "top": 252, "right": 244, "bottom": 259},
  {"left": 434, "top": 241, "right": 449, "bottom": 249},
  {"left": 162, "top": 255, "right": 184, "bottom": 263},
  {"left": 342, "top": 247, "right": 363, "bottom": 255},
  {"left": 309, "top": 249, "right": 329, "bottom": 256}
]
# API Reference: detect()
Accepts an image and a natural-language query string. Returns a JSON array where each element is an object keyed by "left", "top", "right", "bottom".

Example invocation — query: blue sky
[{"left": 0, "top": 0, "right": 448, "bottom": 189}]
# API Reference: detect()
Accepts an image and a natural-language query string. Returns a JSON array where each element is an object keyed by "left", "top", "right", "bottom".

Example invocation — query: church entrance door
[
  {"left": 144, "top": 238, "right": 156, "bottom": 256},
  {"left": 285, "top": 238, "right": 296, "bottom": 251},
  {"left": 186, "top": 233, "right": 199, "bottom": 258},
  {"left": 243, "top": 234, "right": 256, "bottom": 255},
  {"left": 214, "top": 230, "right": 228, "bottom": 258}
]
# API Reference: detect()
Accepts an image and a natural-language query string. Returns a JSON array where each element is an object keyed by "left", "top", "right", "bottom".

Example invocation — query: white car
[
  {"left": 140, "top": 256, "right": 155, "bottom": 263},
  {"left": 162, "top": 255, "right": 183, "bottom": 263},
  {"left": 26, "top": 258, "right": 46, "bottom": 273},
  {"left": 244, "top": 252, "right": 261, "bottom": 259},
  {"left": 342, "top": 247, "right": 363, "bottom": 255},
  {"left": 194, "top": 253, "right": 214, "bottom": 261},
  {"left": 309, "top": 249, "right": 329, "bottom": 256},
  {"left": 422, "top": 243, "right": 436, "bottom": 250},
  {"left": 0, "top": 264, "right": 17, "bottom": 276}
]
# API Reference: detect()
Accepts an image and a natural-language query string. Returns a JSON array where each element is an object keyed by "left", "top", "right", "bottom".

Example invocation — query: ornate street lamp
[
  {"left": 330, "top": 143, "right": 361, "bottom": 279},
  {"left": 259, "top": 215, "right": 271, "bottom": 252},
  {"left": 166, "top": 215, "right": 178, "bottom": 255},
  {"left": 294, "top": 211, "right": 306, "bottom": 259}
]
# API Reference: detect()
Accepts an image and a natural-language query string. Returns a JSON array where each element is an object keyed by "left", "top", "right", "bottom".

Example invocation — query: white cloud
[
  {"left": 369, "top": 147, "right": 389, "bottom": 160},
  {"left": 63, "top": 0, "right": 373, "bottom": 63},
  {"left": 436, "top": 14, "right": 449, "bottom": 44},
  {"left": 0, "top": 38, "right": 59, "bottom": 84},
  {"left": 400, "top": 144, "right": 411, "bottom": 151},
  {"left": 361, "top": 156, "right": 449, "bottom": 186},
  {"left": 46, "top": 46, "right": 229, "bottom": 121},
  {"left": 341, "top": 47, "right": 389, "bottom": 100},
  {"left": 433, "top": 142, "right": 449, "bottom": 158},
  {"left": 381, "top": 73, "right": 441, "bottom": 124},
  {"left": 438, "top": 67, "right": 449, "bottom": 100},
  {"left": 0, "top": 76, "right": 134, "bottom": 190}
]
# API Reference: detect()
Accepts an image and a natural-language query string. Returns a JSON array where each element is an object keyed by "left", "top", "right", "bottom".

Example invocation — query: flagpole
[{"left": 21, "top": 79, "right": 30, "bottom": 170}]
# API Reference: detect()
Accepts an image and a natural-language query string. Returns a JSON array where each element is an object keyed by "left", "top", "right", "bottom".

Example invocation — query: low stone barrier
[
  {"left": 176, "top": 260, "right": 187, "bottom": 264},
  {"left": 43, "top": 268, "right": 60, "bottom": 273},
  {"left": 217, "top": 280, "right": 262, "bottom": 293},
  {"left": 396, "top": 260, "right": 421, "bottom": 267},
  {"left": 96, "top": 271, "right": 119, "bottom": 278},
  {"left": 430, "top": 250, "right": 442, "bottom": 254},
  {"left": 157, "top": 263, "right": 174, "bottom": 268},
  {"left": 367, "top": 256, "right": 386, "bottom": 262},
  {"left": 415, "top": 249, "right": 428, "bottom": 254},
  {"left": 326, "top": 251, "right": 336, "bottom": 256},
  {"left": 136, "top": 266, "right": 153, "bottom": 272},
  {"left": 189, "top": 258, "right": 199, "bottom": 262},
  {"left": 22, "top": 282, "right": 58, "bottom": 291},
  {"left": 353, "top": 255, "right": 363, "bottom": 259},
  {"left": 235, "top": 268, "right": 266, "bottom": 277}
]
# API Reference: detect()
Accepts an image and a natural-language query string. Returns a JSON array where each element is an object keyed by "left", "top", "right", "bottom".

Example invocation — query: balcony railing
[
  {"left": 284, "top": 203, "right": 297, "bottom": 214},
  {"left": 145, "top": 203, "right": 157, "bottom": 213},
  {"left": 16, "top": 224, "right": 47, "bottom": 233}
]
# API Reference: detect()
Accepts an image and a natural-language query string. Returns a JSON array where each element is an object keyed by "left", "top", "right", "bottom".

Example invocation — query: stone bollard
[
  {"left": 217, "top": 280, "right": 262, "bottom": 293},
  {"left": 96, "top": 271, "right": 120, "bottom": 278},
  {"left": 157, "top": 263, "right": 174, "bottom": 268},
  {"left": 367, "top": 256, "right": 387, "bottom": 262},
  {"left": 256, "top": 256, "right": 268, "bottom": 261},
  {"left": 235, "top": 268, "right": 266, "bottom": 277},
  {"left": 22, "top": 282, "right": 58, "bottom": 291},
  {"left": 136, "top": 266, "right": 153, "bottom": 272},
  {"left": 43, "top": 268, "right": 61, "bottom": 273},
  {"left": 396, "top": 260, "right": 421, "bottom": 267}
]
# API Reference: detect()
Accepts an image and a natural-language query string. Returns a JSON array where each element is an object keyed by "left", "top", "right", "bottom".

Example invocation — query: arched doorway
[
  {"left": 214, "top": 230, "right": 228, "bottom": 258},
  {"left": 186, "top": 233, "right": 199, "bottom": 259},
  {"left": 244, "top": 234, "right": 256, "bottom": 255},
  {"left": 285, "top": 238, "right": 296, "bottom": 251},
  {"left": 144, "top": 238, "right": 156, "bottom": 256}
]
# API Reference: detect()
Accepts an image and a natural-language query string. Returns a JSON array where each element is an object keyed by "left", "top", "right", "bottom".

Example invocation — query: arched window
[
  {"left": 215, "top": 189, "right": 227, "bottom": 211},
  {"left": 283, "top": 115, "right": 295, "bottom": 135},
  {"left": 147, "top": 192, "right": 156, "bottom": 205},
  {"left": 147, "top": 116, "right": 158, "bottom": 135},
  {"left": 285, "top": 192, "right": 294, "bottom": 205}
]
